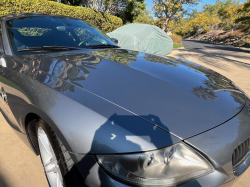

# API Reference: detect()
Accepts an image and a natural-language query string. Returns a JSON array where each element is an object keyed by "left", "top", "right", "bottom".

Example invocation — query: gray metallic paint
[
  {"left": 0, "top": 54, "right": 181, "bottom": 154},
  {"left": 1, "top": 14, "right": 250, "bottom": 186},
  {"left": 10, "top": 49, "right": 247, "bottom": 140},
  {"left": 185, "top": 98, "right": 250, "bottom": 182}
]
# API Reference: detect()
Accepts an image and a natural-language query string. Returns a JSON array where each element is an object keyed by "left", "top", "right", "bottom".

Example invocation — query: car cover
[{"left": 107, "top": 23, "right": 173, "bottom": 56}]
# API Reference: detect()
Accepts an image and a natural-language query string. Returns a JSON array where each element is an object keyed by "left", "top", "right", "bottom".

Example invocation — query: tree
[
  {"left": 189, "top": 8, "right": 198, "bottom": 18},
  {"left": 174, "top": 13, "right": 221, "bottom": 36},
  {"left": 203, "top": 0, "right": 238, "bottom": 17},
  {"left": 236, "top": 1, "right": 250, "bottom": 26},
  {"left": 122, "top": 0, "right": 146, "bottom": 23},
  {"left": 152, "top": 0, "right": 201, "bottom": 31},
  {"left": 218, "top": 4, "right": 241, "bottom": 35},
  {"left": 133, "top": 9, "right": 155, "bottom": 24},
  {"left": 53, "top": 0, "right": 146, "bottom": 24}
]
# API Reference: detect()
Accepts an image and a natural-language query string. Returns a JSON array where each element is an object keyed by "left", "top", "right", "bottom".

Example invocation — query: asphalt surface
[{"left": 182, "top": 39, "right": 250, "bottom": 52}]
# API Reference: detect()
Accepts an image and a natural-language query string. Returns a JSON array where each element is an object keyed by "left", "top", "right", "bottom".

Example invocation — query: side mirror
[{"left": 111, "top": 38, "right": 118, "bottom": 44}]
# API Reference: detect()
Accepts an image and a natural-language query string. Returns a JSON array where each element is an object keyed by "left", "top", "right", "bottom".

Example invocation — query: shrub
[
  {"left": 0, "top": 0, "right": 123, "bottom": 32},
  {"left": 236, "top": 35, "right": 250, "bottom": 47},
  {"left": 169, "top": 33, "right": 182, "bottom": 45},
  {"left": 218, "top": 23, "right": 233, "bottom": 31}
]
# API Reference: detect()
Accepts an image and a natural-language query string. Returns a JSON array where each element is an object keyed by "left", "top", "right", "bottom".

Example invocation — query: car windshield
[{"left": 6, "top": 16, "right": 118, "bottom": 55}]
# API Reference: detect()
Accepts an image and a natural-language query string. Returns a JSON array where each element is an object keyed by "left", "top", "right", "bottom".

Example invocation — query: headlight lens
[{"left": 97, "top": 143, "right": 212, "bottom": 186}]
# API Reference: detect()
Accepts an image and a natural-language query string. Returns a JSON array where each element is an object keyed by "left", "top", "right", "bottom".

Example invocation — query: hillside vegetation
[{"left": 172, "top": 0, "right": 250, "bottom": 47}]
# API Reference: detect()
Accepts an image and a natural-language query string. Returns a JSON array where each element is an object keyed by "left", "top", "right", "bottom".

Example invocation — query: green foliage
[
  {"left": 133, "top": 9, "right": 154, "bottom": 24},
  {"left": 189, "top": 9, "right": 198, "bottom": 18},
  {"left": 218, "top": 3, "right": 241, "bottom": 32},
  {"left": 172, "top": 0, "right": 247, "bottom": 36},
  {"left": 69, "top": 0, "right": 147, "bottom": 24},
  {"left": 236, "top": 35, "right": 250, "bottom": 46},
  {"left": 203, "top": 0, "right": 238, "bottom": 17},
  {"left": 236, "top": 1, "right": 250, "bottom": 26},
  {"left": 218, "top": 23, "right": 232, "bottom": 31},
  {"left": 152, "top": 0, "right": 201, "bottom": 30},
  {"left": 174, "top": 13, "right": 221, "bottom": 36},
  {"left": 122, "top": 0, "right": 147, "bottom": 24},
  {"left": 0, "top": 0, "right": 123, "bottom": 32}
]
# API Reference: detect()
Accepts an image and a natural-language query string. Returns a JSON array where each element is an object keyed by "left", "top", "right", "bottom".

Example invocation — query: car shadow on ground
[{"left": 0, "top": 171, "right": 9, "bottom": 187}]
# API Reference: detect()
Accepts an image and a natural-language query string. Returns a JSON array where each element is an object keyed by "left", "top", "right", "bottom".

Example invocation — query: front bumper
[
  {"left": 70, "top": 154, "right": 229, "bottom": 187},
  {"left": 69, "top": 99, "right": 250, "bottom": 187},
  {"left": 69, "top": 149, "right": 248, "bottom": 187},
  {"left": 185, "top": 98, "right": 250, "bottom": 185}
]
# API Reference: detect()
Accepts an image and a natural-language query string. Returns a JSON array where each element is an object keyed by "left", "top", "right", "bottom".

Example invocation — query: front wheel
[
  {"left": 35, "top": 119, "right": 85, "bottom": 187},
  {"left": 37, "top": 122, "right": 64, "bottom": 187}
]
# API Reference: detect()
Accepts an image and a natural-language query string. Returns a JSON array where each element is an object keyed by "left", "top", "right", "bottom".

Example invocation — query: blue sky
[{"left": 146, "top": 0, "right": 247, "bottom": 14}]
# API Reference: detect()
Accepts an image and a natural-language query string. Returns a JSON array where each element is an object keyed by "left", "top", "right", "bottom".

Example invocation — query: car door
[
  {"left": 0, "top": 21, "right": 9, "bottom": 116},
  {"left": 0, "top": 20, "right": 28, "bottom": 132}
]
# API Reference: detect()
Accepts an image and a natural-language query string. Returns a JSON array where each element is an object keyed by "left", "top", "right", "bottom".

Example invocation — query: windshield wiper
[
  {"left": 18, "top": 46, "right": 82, "bottom": 52},
  {"left": 86, "top": 44, "right": 120, "bottom": 49}
]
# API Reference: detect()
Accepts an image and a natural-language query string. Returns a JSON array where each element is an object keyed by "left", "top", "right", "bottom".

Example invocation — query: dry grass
[
  {"left": 210, "top": 29, "right": 250, "bottom": 45},
  {"left": 170, "top": 34, "right": 182, "bottom": 45},
  {"left": 215, "top": 29, "right": 247, "bottom": 39}
]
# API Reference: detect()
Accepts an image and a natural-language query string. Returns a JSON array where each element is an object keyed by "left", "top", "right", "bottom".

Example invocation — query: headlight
[{"left": 96, "top": 143, "right": 213, "bottom": 186}]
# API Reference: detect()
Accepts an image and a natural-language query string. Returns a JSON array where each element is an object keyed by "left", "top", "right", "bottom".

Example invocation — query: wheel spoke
[
  {"left": 38, "top": 133, "right": 53, "bottom": 158},
  {"left": 44, "top": 158, "right": 53, "bottom": 168},
  {"left": 38, "top": 127, "right": 64, "bottom": 187},
  {"left": 46, "top": 164, "right": 57, "bottom": 174},
  {"left": 57, "top": 169, "right": 63, "bottom": 187}
]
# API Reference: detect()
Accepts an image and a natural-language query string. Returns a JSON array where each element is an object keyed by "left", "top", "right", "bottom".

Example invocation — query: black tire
[{"left": 35, "top": 118, "right": 85, "bottom": 187}]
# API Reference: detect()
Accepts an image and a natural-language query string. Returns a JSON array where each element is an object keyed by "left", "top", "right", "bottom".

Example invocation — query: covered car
[{"left": 107, "top": 23, "right": 173, "bottom": 56}]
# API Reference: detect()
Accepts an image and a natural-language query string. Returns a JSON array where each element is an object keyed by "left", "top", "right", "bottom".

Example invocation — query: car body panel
[
  {"left": 16, "top": 49, "right": 246, "bottom": 140},
  {"left": 185, "top": 98, "right": 250, "bottom": 182},
  {"left": 0, "top": 46, "right": 247, "bottom": 155},
  {"left": 0, "top": 56, "right": 180, "bottom": 154}
]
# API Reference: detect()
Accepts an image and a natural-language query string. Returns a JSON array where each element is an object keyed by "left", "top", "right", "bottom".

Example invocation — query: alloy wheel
[{"left": 38, "top": 127, "right": 64, "bottom": 187}]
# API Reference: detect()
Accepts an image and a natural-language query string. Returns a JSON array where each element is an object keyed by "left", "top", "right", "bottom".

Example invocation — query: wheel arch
[{"left": 23, "top": 108, "right": 72, "bottom": 156}]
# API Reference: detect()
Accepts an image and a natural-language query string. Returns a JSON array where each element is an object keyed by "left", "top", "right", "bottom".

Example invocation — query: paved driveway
[
  {"left": 171, "top": 40, "right": 250, "bottom": 97},
  {"left": 182, "top": 39, "right": 250, "bottom": 52},
  {"left": 170, "top": 40, "right": 250, "bottom": 187},
  {"left": 0, "top": 112, "right": 48, "bottom": 187}
]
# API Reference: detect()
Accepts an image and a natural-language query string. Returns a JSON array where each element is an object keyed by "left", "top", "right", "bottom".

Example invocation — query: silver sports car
[{"left": 0, "top": 13, "right": 250, "bottom": 187}]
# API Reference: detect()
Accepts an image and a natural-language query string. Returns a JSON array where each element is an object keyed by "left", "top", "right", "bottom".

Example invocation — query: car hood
[{"left": 18, "top": 49, "right": 246, "bottom": 139}]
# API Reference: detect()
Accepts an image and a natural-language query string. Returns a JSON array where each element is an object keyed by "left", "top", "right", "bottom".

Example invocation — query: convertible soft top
[{"left": 107, "top": 23, "right": 173, "bottom": 56}]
